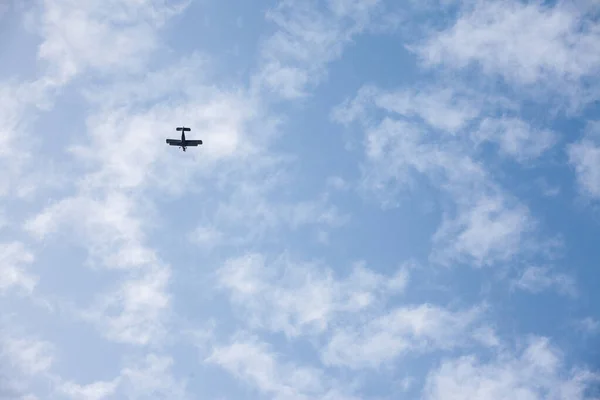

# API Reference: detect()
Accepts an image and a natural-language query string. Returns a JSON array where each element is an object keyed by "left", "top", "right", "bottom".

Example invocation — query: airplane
[{"left": 166, "top": 127, "right": 203, "bottom": 151}]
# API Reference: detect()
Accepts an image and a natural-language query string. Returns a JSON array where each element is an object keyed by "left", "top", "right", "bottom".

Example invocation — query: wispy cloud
[
  {"left": 576, "top": 317, "right": 600, "bottom": 336},
  {"left": 0, "top": 79, "right": 61, "bottom": 199},
  {"left": 512, "top": 266, "right": 577, "bottom": 297},
  {"left": 0, "top": 242, "right": 37, "bottom": 294},
  {"left": 3, "top": 0, "right": 600, "bottom": 398},
  {"left": 24, "top": 188, "right": 172, "bottom": 348},
  {"left": 332, "top": 85, "right": 493, "bottom": 200},
  {"left": 322, "top": 304, "right": 487, "bottom": 369},
  {"left": 21, "top": 45, "right": 281, "bottom": 355},
  {"left": 207, "top": 334, "right": 358, "bottom": 400},
  {"left": 57, "top": 353, "right": 187, "bottom": 400},
  {"left": 423, "top": 336, "right": 599, "bottom": 400},
  {"left": 35, "top": 0, "right": 189, "bottom": 83},
  {"left": 332, "top": 85, "right": 547, "bottom": 267},
  {"left": 1, "top": 336, "right": 54, "bottom": 376},
  {"left": 118, "top": 354, "right": 188, "bottom": 399},
  {"left": 372, "top": 85, "right": 481, "bottom": 133},
  {"left": 217, "top": 252, "right": 409, "bottom": 338},
  {"left": 432, "top": 194, "right": 535, "bottom": 267},
  {"left": 0, "top": 330, "right": 54, "bottom": 400},
  {"left": 254, "top": 0, "right": 386, "bottom": 99},
  {"left": 82, "top": 265, "right": 171, "bottom": 346},
  {"left": 473, "top": 117, "right": 558, "bottom": 162},
  {"left": 59, "top": 379, "right": 120, "bottom": 400},
  {"left": 568, "top": 121, "right": 600, "bottom": 200},
  {"left": 25, "top": 192, "right": 157, "bottom": 270},
  {"left": 413, "top": 0, "right": 600, "bottom": 110}
]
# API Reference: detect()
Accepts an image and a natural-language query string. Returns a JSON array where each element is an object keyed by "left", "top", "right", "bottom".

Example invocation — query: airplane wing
[
  {"left": 166, "top": 139, "right": 183, "bottom": 146},
  {"left": 183, "top": 140, "right": 203, "bottom": 146}
]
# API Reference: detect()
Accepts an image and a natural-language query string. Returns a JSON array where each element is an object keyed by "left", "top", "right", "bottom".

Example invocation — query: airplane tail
[{"left": 176, "top": 127, "right": 191, "bottom": 132}]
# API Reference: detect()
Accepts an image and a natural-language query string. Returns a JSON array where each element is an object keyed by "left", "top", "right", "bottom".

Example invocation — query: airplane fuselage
[{"left": 166, "top": 127, "right": 202, "bottom": 151}]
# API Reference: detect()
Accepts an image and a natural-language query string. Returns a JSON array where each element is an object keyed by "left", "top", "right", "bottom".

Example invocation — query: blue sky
[{"left": 1, "top": 0, "right": 600, "bottom": 398}]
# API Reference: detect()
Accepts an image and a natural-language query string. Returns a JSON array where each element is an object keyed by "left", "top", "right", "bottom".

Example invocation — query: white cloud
[
  {"left": 184, "top": 322, "right": 217, "bottom": 360},
  {"left": 326, "top": 176, "right": 350, "bottom": 191},
  {"left": 254, "top": 0, "right": 384, "bottom": 99},
  {"left": 36, "top": 0, "right": 189, "bottom": 83},
  {"left": 576, "top": 317, "right": 600, "bottom": 335},
  {"left": 512, "top": 266, "right": 577, "bottom": 297},
  {"left": 68, "top": 89, "right": 261, "bottom": 194},
  {"left": 360, "top": 117, "right": 488, "bottom": 204},
  {"left": 359, "top": 117, "right": 536, "bottom": 267},
  {"left": 119, "top": 354, "right": 188, "bottom": 400},
  {"left": 413, "top": 0, "right": 600, "bottom": 108},
  {"left": 374, "top": 86, "right": 480, "bottom": 133},
  {"left": 432, "top": 194, "right": 534, "bottom": 267},
  {"left": 1, "top": 336, "right": 54, "bottom": 377},
  {"left": 25, "top": 193, "right": 171, "bottom": 347},
  {"left": 332, "top": 86, "right": 493, "bottom": 200},
  {"left": 207, "top": 335, "right": 358, "bottom": 400},
  {"left": 474, "top": 117, "right": 557, "bottom": 162},
  {"left": 423, "top": 336, "right": 599, "bottom": 400},
  {"left": 217, "top": 253, "right": 409, "bottom": 337},
  {"left": 330, "top": 85, "right": 378, "bottom": 126},
  {"left": 398, "top": 376, "right": 415, "bottom": 392},
  {"left": 333, "top": 86, "right": 547, "bottom": 267},
  {"left": 568, "top": 121, "right": 600, "bottom": 200},
  {"left": 59, "top": 379, "right": 120, "bottom": 400},
  {"left": 535, "top": 177, "right": 561, "bottom": 197},
  {"left": 332, "top": 84, "right": 489, "bottom": 133},
  {"left": 321, "top": 304, "right": 486, "bottom": 369},
  {"left": 58, "top": 353, "right": 187, "bottom": 400},
  {"left": 1, "top": 0, "right": 189, "bottom": 207},
  {"left": 83, "top": 265, "right": 171, "bottom": 346},
  {"left": 0, "top": 242, "right": 37, "bottom": 294},
  {"left": 22, "top": 0, "right": 359, "bottom": 361},
  {"left": 188, "top": 225, "right": 224, "bottom": 250},
  {"left": 25, "top": 192, "right": 157, "bottom": 270},
  {"left": 285, "top": 195, "right": 349, "bottom": 229},
  {"left": 472, "top": 326, "right": 502, "bottom": 349},
  {"left": 0, "top": 78, "right": 61, "bottom": 198},
  {"left": 0, "top": 331, "right": 55, "bottom": 400},
  {"left": 207, "top": 179, "right": 349, "bottom": 247},
  {"left": 5, "top": 0, "right": 600, "bottom": 399}
]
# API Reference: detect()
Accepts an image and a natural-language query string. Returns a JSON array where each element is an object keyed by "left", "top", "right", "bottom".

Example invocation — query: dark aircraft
[{"left": 166, "top": 127, "right": 203, "bottom": 151}]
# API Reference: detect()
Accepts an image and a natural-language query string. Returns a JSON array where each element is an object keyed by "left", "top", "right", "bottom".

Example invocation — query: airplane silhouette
[{"left": 166, "top": 127, "right": 203, "bottom": 151}]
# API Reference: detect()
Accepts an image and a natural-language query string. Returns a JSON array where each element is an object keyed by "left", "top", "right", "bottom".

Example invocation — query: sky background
[{"left": 1, "top": 0, "right": 600, "bottom": 399}]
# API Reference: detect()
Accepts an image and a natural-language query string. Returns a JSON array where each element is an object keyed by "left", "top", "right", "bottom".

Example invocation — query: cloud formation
[
  {"left": 1, "top": 0, "right": 599, "bottom": 399},
  {"left": 414, "top": 0, "right": 600, "bottom": 109},
  {"left": 424, "top": 337, "right": 599, "bottom": 400}
]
